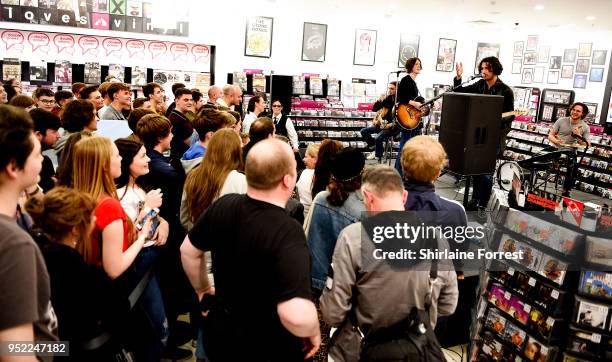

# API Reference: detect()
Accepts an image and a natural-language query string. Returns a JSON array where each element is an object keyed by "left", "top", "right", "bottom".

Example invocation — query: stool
[{"left": 380, "top": 134, "right": 400, "bottom": 165}]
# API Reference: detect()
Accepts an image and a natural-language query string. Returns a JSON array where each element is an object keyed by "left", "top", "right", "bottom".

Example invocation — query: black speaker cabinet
[{"left": 439, "top": 93, "right": 503, "bottom": 175}]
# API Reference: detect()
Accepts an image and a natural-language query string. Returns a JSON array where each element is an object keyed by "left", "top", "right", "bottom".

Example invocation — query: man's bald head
[
  {"left": 246, "top": 139, "right": 296, "bottom": 190},
  {"left": 208, "top": 86, "right": 222, "bottom": 102}
]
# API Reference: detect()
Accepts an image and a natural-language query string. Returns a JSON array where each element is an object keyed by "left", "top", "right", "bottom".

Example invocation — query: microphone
[
  {"left": 389, "top": 69, "right": 403, "bottom": 75},
  {"left": 469, "top": 74, "right": 483, "bottom": 81}
]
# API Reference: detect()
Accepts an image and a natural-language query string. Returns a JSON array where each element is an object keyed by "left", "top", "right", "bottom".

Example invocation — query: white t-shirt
[
  {"left": 296, "top": 168, "right": 315, "bottom": 217},
  {"left": 116, "top": 185, "right": 146, "bottom": 221}
]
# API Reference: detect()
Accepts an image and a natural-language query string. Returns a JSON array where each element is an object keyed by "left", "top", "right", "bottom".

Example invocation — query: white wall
[{"left": 2, "top": 0, "right": 610, "bottom": 118}]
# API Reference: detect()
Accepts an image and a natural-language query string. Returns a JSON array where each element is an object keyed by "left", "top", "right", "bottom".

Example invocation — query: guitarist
[
  {"left": 395, "top": 57, "right": 425, "bottom": 177},
  {"left": 453, "top": 56, "right": 515, "bottom": 210},
  {"left": 360, "top": 81, "right": 398, "bottom": 161}
]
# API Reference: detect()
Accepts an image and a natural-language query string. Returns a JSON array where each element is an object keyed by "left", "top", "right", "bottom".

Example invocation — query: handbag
[{"left": 359, "top": 259, "right": 446, "bottom": 362}]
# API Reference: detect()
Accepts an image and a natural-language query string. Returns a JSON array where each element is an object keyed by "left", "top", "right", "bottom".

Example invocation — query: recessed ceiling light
[
  {"left": 534, "top": 4, "right": 544, "bottom": 11},
  {"left": 586, "top": 15, "right": 596, "bottom": 21}
]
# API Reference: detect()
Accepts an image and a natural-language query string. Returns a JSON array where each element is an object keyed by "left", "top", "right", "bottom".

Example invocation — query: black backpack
[{"left": 358, "top": 259, "right": 446, "bottom": 362}]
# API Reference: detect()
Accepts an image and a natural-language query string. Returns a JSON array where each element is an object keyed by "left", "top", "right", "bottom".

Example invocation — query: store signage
[
  {"left": 562, "top": 197, "right": 585, "bottom": 226},
  {"left": 1, "top": 29, "right": 211, "bottom": 72},
  {"left": 0, "top": 3, "right": 189, "bottom": 37},
  {"left": 526, "top": 193, "right": 558, "bottom": 210},
  {"left": 302, "top": 73, "right": 320, "bottom": 78},
  {"left": 243, "top": 69, "right": 263, "bottom": 75}
]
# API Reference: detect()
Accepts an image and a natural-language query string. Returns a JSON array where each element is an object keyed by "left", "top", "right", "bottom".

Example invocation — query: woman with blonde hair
[
  {"left": 72, "top": 136, "right": 168, "bottom": 361},
  {"left": 181, "top": 128, "right": 247, "bottom": 230},
  {"left": 296, "top": 143, "right": 321, "bottom": 217},
  {"left": 26, "top": 187, "right": 120, "bottom": 359}
]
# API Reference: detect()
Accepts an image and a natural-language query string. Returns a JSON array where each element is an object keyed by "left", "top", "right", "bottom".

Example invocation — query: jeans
[
  {"left": 395, "top": 127, "right": 422, "bottom": 178},
  {"left": 131, "top": 246, "right": 169, "bottom": 361},
  {"left": 360, "top": 125, "right": 397, "bottom": 158}
]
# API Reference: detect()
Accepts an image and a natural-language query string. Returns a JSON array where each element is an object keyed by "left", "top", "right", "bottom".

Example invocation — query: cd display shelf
[
  {"left": 503, "top": 120, "right": 612, "bottom": 200},
  {"left": 468, "top": 198, "right": 612, "bottom": 362},
  {"left": 290, "top": 107, "right": 375, "bottom": 151}
]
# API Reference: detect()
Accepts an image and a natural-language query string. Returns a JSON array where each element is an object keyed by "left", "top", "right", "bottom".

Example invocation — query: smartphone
[{"left": 136, "top": 208, "right": 159, "bottom": 230}]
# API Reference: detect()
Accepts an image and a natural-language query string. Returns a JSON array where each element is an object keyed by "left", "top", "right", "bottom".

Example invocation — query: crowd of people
[{"left": 0, "top": 76, "right": 464, "bottom": 362}]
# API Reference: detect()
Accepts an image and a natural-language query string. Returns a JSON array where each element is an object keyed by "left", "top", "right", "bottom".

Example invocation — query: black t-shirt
[
  {"left": 189, "top": 194, "right": 312, "bottom": 360},
  {"left": 39, "top": 155, "right": 55, "bottom": 193},
  {"left": 397, "top": 74, "right": 419, "bottom": 105}
]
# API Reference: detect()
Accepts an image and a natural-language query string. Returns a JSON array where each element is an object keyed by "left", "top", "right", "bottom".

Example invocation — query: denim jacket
[{"left": 306, "top": 190, "right": 365, "bottom": 291}]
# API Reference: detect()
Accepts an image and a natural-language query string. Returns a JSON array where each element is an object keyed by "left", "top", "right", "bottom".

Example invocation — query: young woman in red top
[{"left": 72, "top": 136, "right": 168, "bottom": 360}]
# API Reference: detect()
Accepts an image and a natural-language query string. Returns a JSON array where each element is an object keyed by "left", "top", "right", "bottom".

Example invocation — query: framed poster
[
  {"left": 54, "top": 60, "right": 72, "bottom": 83},
  {"left": 561, "top": 65, "right": 574, "bottom": 78},
  {"left": 564, "top": 49, "right": 577, "bottom": 63},
  {"left": 549, "top": 56, "right": 561, "bottom": 69},
  {"left": 573, "top": 74, "right": 587, "bottom": 89},
  {"left": 521, "top": 68, "right": 534, "bottom": 84},
  {"left": 512, "top": 58, "right": 522, "bottom": 74},
  {"left": 474, "top": 42, "right": 500, "bottom": 74},
  {"left": 244, "top": 16, "right": 274, "bottom": 58},
  {"left": 583, "top": 102, "right": 598, "bottom": 122},
  {"left": 533, "top": 66, "right": 544, "bottom": 83},
  {"left": 592, "top": 50, "right": 607, "bottom": 65},
  {"left": 435, "top": 38, "right": 457, "bottom": 72},
  {"left": 513, "top": 41, "right": 524, "bottom": 57},
  {"left": 537, "top": 46, "right": 550, "bottom": 63},
  {"left": 578, "top": 42, "right": 592, "bottom": 57},
  {"left": 526, "top": 35, "right": 538, "bottom": 51},
  {"left": 302, "top": 22, "right": 327, "bottom": 62},
  {"left": 547, "top": 70, "right": 559, "bottom": 84},
  {"left": 524, "top": 52, "right": 537, "bottom": 65},
  {"left": 576, "top": 58, "right": 590, "bottom": 73},
  {"left": 589, "top": 68, "right": 604, "bottom": 82},
  {"left": 398, "top": 33, "right": 420, "bottom": 68},
  {"left": 353, "top": 29, "right": 377, "bottom": 66}
]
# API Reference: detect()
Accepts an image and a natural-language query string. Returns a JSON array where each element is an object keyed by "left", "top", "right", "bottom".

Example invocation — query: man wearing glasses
[
  {"left": 271, "top": 100, "right": 299, "bottom": 153},
  {"left": 33, "top": 88, "right": 56, "bottom": 112}
]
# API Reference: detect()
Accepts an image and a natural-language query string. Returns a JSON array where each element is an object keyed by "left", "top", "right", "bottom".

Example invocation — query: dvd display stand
[
  {"left": 538, "top": 89, "right": 575, "bottom": 123},
  {"left": 468, "top": 198, "right": 612, "bottom": 362}
]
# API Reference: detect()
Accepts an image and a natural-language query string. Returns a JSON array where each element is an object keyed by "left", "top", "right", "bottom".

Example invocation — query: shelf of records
[
  {"left": 511, "top": 120, "right": 612, "bottom": 149},
  {"left": 289, "top": 109, "right": 376, "bottom": 119},
  {"left": 294, "top": 119, "right": 368, "bottom": 129},
  {"left": 301, "top": 140, "right": 369, "bottom": 150},
  {"left": 1, "top": 58, "right": 211, "bottom": 89},
  {"left": 469, "top": 204, "right": 612, "bottom": 362},
  {"left": 297, "top": 130, "right": 364, "bottom": 141}
]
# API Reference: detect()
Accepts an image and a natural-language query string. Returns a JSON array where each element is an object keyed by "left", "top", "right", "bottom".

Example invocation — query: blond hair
[
  {"left": 306, "top": 143, "right": 321, "bottom": 158},
  {"left": 72, "top": 137, "right": 118, "bottom": 200},
  {"left": 400, "top": 135, "right": 447, "bottom": 183}
]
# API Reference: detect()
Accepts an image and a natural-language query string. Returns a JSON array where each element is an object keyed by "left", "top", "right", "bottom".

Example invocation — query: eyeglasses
[
  {"left": 39, "top": 99, "right": 55, "bottom": 104},
  {"left": 272, "top": 104, "right": 282, "bottom": 108}
]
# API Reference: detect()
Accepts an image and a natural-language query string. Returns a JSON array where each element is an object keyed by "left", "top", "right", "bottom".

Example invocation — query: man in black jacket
[{"left": 453, "top": 56, "right": 514, "bottom": 210}]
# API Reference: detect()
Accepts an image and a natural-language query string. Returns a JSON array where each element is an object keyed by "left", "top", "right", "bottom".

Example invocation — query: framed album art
[
  {"left": 244, "top": 16, "right": 274, "bottom": 58},
  {"left": 561, "top": 65, "right": 574, "bottom": 78},
  {"left": 512, "top": 58, "right": 522, "bottom": 74},
  {"left": 576, "top": 58, "right": 590, "bottom": 73},
  {"left": 573, "top": 74, "right": 587, "bottom": 89},
  {"left": 526, "top": 35, "right": 538, "bottom": 51},
  {"left": 564, "top": 49, "right": 577, "bottom": 63},
  {"left": 435, "top": 38, "right": 457, "bottom": 72},
  {"left": 353, "top": 29, "right": 377, "bottom": 66},
  {"left": 513, "top": 41, "right": 524, "bottom": 57},
  {"left": 398, "top": 33, "right": 420, "bottom": 68},
  {"left": 592, "top": 50, "right": 607, "bottom": 65},
  {"left": 523, "top": 52, "right": 537, "bottom": 65},
  {"left": 533, "top": 66, "right": 544, "bottom": 83},
  {"left": 589, "top": 68, "right": 604, "bottom": 82},
  {"left": 537, "top": 46, "right": 550, "bottom": 63},
  {"left": 521, "top": 68, "right": 533, "bottom": 84},
  {"left": 549, "top": 56, "right": 561, "bottom": 69},
  {"left": 547, "top": 70, "right": 559, "bottom": 84},
  {"left": 578, "top": 42, "right": 592, "bottom": 57},
  {"left": 474, "top": 42, "right": 500, "bottom": 74},
  {"left": 302, "top": 22, "right": 327, "bottom": 62}
]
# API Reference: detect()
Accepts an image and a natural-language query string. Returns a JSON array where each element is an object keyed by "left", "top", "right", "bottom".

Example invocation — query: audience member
[
  {"left": 206, "top": 85, "right": 222, "bottom": 107},
  {"left": 0, "top": 84, "right": 8, "bottom": 104},
  {"left": 72, "top": 136, "right": 168, "bottom": 360},
  {"left": 320, "top": 165, "right": 459, "bottom": 361},
  {"left": 191, "top": 89, "right": 204, "bottom": 112},
  {"left": 30, "top": 109, "right": 61, "bottom": 192},
  {"left": 168, "top": 88, "right": 195, "bottom": 165},
  {"left": 296, "top": 143, "right": 320, "bottom": 217},
  {"left": 80, "top": 85, "right": 105, "bottom": 110},
  {"left": 3, "top": 78, "right": 21, "bottom": 101},
  {"left": 56, "top": 131, "right": 92, "bottom": 188},
  {"left": 242, "top": 117, "right": 274, "bottom": 162},
  {"left": 217, "top": 84, "right": 242, "bottom": 110},
  {"left": 56, "top": 99, "right": 98, "bottom": 154},
  {"left": 165, "top": 82, "right": 186, "bottom": 117},
  {"left": 99, "top": 83, "right": 130, "bottom": 120},
  {"left": 126, "top": 108, "right": 154, "bottom": 140},
  {"left": 25, "top": 187, "right": 120, "bottom": 359},
  {"left": 71, "top": 82, "right": 86, "bottom": 99},
  {"left": 227, "top": 110, "right": 243, "bottom": 135},
  {"left": 34, "top": 88, "right": 56, "bottom": 112},
  {"left": 97, "top": 82, "right": 113, "bottom": 114},
  {"left": 143, "top": 82, "right": 166, "bottom": 115},
  {"left": 132, "top": 97, "right": 151, "bottom": 110},
  {"left": 181, "top": 128, "right": 246, "bottom": 230},
  {"left": 311, "top": 139, "right": 344, "bottom": 198},
  {"left": 9, "top": 94, "right": 36, "bottom": 110},
  {"left": 53, "top": 90, "right": 74, "bottom": 117},
  {"left": 243, "top": 95, "right": 265, "bottom": 133},
  {"left": 181, "top": 139, "right": 320, "bottom": 360},
  {"left": 0, "top": 105, "right": 58, "bottom": 360},
  {"left": 180, "top": 108, "right": 235, "bottom": 174}
]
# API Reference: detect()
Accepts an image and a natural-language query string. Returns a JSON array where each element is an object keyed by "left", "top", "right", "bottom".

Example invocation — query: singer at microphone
[{"left": 451, "top": 56, "right": 515, "bottom": 211}]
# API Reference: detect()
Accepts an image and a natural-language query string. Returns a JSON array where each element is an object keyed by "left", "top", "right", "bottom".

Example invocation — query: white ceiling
[{"left": 308, "top": 0, "right": 612, "bottom": 32}]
